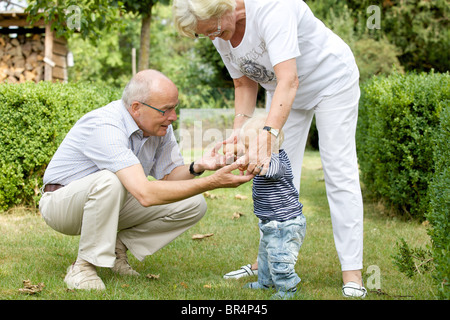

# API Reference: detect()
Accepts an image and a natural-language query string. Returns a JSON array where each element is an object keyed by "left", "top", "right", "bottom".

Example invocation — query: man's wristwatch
[
  {"left": 263, "top": 126, "right": 279, "bottom": 138},
  {"left": 189, "top": 161, "right": 205, "bottom": 176}
]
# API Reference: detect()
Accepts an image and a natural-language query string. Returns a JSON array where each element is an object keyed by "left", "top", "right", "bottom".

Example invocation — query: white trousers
[
  {"left": 39, "top": 170, "right": 207, "bottom": 267},
  {"left": 266, "top": 68, "right": 363, "bottom": 271}
]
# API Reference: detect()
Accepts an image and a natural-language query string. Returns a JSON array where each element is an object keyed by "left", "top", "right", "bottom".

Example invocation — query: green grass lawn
[{"left": 0, "top": 150, "right": 436, "bottom": 300}]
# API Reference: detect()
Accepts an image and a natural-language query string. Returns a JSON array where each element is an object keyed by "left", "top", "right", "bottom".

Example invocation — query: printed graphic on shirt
[
  {"left": 239, "top": 59, "right": 275, "bottom": 83},
  {"left": 222, "top": 41, "right": 276, "bottom": 84}
]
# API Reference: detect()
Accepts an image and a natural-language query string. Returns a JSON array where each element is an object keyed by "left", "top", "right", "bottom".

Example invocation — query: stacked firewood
[{"left": 0, "top": 33, "right": 45, "bottom": 83}]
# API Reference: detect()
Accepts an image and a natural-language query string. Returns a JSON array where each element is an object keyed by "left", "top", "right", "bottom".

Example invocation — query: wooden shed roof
[{"left": 0, "top": 11, "right": 45, "bottom": 28}]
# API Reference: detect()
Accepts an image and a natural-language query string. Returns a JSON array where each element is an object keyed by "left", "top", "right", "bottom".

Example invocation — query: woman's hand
[{"left": 237, "top": 129, "right": 277, "bottom": 176}]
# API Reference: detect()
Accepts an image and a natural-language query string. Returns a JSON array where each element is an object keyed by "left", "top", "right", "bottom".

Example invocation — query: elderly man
[{"left": 39, "top": 69, "right": 253, "bottom": 290}]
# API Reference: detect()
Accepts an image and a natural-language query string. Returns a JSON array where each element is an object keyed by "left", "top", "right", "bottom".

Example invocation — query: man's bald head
[{"left": 122, "top": 69, "right": 178, "bottom": 108}]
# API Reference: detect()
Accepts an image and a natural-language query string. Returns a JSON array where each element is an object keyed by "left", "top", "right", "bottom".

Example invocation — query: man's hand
[
  {"left": 221, "top": 133, "right": 245, "bottom": 164},
  {"left": 195, "top": 140, "right": 236, "bottom": 172},
  {"left": 208, "top": 161, "right": 254, "bottom": 188}
]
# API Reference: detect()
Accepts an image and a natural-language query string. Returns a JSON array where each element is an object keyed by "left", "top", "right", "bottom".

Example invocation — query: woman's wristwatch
[{"left": 263, "top": 126, "right": 279, "bottom": 138}]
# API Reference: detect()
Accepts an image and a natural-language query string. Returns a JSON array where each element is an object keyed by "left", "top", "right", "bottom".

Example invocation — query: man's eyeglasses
[
  {"left": 195, "top": 17, "right": 221, "bottom": 38},
  {"left": 138, "top": 101, "right": 178, "bottom": 116}
]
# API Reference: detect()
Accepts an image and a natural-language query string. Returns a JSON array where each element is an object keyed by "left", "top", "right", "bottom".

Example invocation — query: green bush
[
  {"left": 353, "top": 37, "right": 404, "bottom": 82},
  {"left": 392, "top": 238, "right": 433, "bottom": 279},
  {"left": 426, "top": 104, "right": 450, "bottom": 299},
  {"left": 356, "top": 71, "right": 449, "bottom": 219},
  {"left": 0, "top": 81, "right": 121, "bottom": 211}
]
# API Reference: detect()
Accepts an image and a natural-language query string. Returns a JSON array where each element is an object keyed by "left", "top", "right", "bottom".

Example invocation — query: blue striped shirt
[
  {"left": 253, "top": 149, "right": 303, "bottom": 221},
  {"left": 43, "top": 100, "right": 184, "bottom": 187}
]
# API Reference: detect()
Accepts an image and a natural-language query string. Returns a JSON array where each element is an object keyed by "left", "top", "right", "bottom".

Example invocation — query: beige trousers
[{"left": 39, "top": 170, "right": 207, "bottom": 267}]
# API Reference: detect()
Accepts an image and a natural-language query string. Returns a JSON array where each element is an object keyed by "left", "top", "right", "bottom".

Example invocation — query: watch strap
[
  {"left": 189, "top": 161, "right": 204, "bottom": 176},
  {"left": 263, "top": 126, "right": 279, "bottom": 138}
]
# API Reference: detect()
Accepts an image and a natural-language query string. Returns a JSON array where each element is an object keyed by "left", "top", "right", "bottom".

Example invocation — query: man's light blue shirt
[{"left": 43, "top": 100, "right": 184, "bottom": 187}]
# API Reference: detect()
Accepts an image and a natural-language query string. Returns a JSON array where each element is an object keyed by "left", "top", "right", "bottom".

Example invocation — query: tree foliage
[
  {"left": 26, "top": 0, "right": 171, "bottom": 72},
  {"left": 26, "top": 1, "right": 448, "bottom": 94},
  {"left": 68, "top": 4, "right": 232, "bottom": 107},
  {"left": 112, "top": 0, "right": 171, "bottom": 71},
  {"left": 307, "top": 0, "right": 449, "bottom": 73},
  {"left": 26, "top": 0, "right": 124, "bottom": 41}
]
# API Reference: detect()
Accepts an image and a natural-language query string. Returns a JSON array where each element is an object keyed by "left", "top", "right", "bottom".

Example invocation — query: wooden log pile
[{"left": 0, "top": 33, "right": 45, "bottom": 83}]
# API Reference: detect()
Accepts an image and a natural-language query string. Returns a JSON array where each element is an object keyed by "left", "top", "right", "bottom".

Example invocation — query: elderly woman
[{"left": 173, "top": 0, "right": 366, "bottom": 298}]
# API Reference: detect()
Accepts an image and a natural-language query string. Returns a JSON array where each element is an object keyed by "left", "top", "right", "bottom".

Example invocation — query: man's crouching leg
[
  {"left": 117, "top": 194, "right": 207, "bottom": 262},
  {"left": 40, "top": 170, "right": 128, "bottom": 290}
]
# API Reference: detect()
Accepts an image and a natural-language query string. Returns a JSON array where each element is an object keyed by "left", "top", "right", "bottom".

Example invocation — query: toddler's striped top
[{"left": 253, "top": 149, "right": 303, "bottom": 221}]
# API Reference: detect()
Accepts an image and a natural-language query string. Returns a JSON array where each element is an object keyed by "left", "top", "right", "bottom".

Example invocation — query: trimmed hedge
[
  {"left": 357, "top": 71, "right": 449, "bottom": 299},
  {"left": 0, "top": 81, "right": 121, "bottom": 211},
  {"left": 426, "top": 105, "right": 449, "bottom": 299},
  {"left": 357, "top": 71, "right": 449, "bottom": 219}
]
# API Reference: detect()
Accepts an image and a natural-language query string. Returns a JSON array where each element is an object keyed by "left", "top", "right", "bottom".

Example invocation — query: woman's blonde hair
[
  {"left": 240, "top": 113, "right": 285, "bottom": 150},
  {"left": 172, "top": 0, "right": 236, "bottom": 38}
]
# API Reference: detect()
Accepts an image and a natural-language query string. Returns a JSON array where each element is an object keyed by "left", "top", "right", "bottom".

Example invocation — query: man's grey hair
[{"left": 122, "top": 74, "right": 152, "bottom": 108}]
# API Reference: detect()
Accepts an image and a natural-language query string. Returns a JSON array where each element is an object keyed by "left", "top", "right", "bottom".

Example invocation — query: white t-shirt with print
[{"left": 213, "top": 0, "right": 357, "bottom": 110}]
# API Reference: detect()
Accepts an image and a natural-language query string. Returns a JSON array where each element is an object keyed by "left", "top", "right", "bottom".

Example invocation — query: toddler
[{"left": 239, "top": 114, "right": 306, "bottom": 300}]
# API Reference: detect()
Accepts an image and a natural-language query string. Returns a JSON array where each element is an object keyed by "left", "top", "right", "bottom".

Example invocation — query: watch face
[{"left": 264, "top": 126, "right": 278, "bottom": 137}]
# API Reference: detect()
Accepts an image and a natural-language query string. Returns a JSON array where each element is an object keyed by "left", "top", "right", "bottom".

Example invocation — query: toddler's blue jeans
[{"left": 257, "top": 215, "right": 306, "bottom": 292}]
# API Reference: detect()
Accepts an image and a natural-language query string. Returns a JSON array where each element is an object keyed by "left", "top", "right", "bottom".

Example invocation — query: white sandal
[
  {"left": 342, "top": 281, "right": 367, "bottom": 298},
  {"left": 223, "top": 264, "right": 258, "bottom": 279}
]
